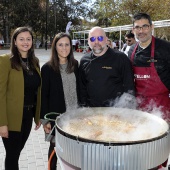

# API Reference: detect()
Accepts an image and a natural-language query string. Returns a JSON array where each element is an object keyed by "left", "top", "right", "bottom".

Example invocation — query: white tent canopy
[{"left": 73, "top": 19, "right": 170, "bottom": 50}]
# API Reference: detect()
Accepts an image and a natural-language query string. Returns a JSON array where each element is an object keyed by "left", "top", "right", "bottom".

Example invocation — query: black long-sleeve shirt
[
  {"left": 79, "top": 48, "right": 135, "bottom": 107},
  {"left": 22, "top": 58, "right": 41, "bottom": 106},
  {"left": 128, "top": 37, "right": 170, "bottom": 91}
]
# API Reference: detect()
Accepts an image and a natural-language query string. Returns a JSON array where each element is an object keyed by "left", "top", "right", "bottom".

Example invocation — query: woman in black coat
[{"left": 40, "top": 32, "right": 79, "bottom": 170}]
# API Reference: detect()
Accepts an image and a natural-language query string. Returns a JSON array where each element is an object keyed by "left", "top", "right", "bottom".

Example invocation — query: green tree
[
  {"left": 0, "top": 0, "right": 92, "bottom": 44},
  {"left": 92, "top": 0, "right": 117, "bottom": 27},
  {"left": 91, "top": 0, "right": 170, "bottom": 40}
]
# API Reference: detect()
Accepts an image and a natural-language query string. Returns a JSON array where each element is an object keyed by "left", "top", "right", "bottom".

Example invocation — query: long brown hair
[
  {"left": 48, "top": 32, "right": 76, "bottom": 73},
  {"left": 10, "top": 26, "right": 39, "bottom": 70}
]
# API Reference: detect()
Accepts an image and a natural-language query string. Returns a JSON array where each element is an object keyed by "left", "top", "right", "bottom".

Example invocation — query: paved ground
[
  {"left": 0, "top": 48, "right": 83, "bottom": 67},
  {"left": 0, "top": 49, "right": 170, "bottom": 170}
]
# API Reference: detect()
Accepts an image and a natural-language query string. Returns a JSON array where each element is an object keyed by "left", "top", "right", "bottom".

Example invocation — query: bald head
[
  {"left": 88, "top": 27, "right": 108, "bottom": 56},
  {"left": 89, "top": 27, "right": 106, "bottom": 37}
]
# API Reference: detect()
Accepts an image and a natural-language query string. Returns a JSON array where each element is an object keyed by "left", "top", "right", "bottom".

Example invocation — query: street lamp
[{"left": 45, "top": 0, "right": 48, "bottom": 50}]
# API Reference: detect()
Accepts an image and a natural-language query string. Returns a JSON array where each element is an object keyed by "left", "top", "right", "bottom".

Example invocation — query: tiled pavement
[
  {"left": 0, "top": 49, "right": 170, "bottom": 170},
  {"left": 0, "top": 126, "right": 50, "bottom": 170}
]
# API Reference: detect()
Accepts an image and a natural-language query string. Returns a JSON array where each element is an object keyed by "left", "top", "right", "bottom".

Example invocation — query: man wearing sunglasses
[
  {"left": 122, "top": 30, "right": 137, "bottom": 56},
  {"left": 79, "top": 26, "right": 135, "bottom": 108},
  {"left": 128, "top": 13, "right": 170, "bottom": 170}
]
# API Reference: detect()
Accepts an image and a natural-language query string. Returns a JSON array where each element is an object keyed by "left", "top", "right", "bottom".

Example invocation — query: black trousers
[{"left": 2, "top": 107, "right": 34, "bottom": 170}]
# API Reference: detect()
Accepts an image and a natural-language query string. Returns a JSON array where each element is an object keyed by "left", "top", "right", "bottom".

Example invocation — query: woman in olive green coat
[{"left": 0, "top": 27, "right": 41, "bottom": 170}]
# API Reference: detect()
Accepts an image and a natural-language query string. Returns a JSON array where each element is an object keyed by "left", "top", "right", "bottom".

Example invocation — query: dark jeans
[
  {"left": 48, "top": 142, "right": 57, "bottom": 170},
  {"left": 2, "top": 107, "right": 34, "bottom": 170}
]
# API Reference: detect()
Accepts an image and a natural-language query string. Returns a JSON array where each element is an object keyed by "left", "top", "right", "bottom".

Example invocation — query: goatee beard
[{"left": 93, "top": 45, "right": 105, "bottom": 54}]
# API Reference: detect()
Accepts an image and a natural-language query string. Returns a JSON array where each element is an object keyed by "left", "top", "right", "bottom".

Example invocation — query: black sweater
[
  {"left": 79, "top": 48, "right": 135, "bottom": 107},
  {"left": 22, "top": 58, "right": 41, "bottom": 106},
  {"left": 40, "top": 60, "right": 79, "bottom": 121}
]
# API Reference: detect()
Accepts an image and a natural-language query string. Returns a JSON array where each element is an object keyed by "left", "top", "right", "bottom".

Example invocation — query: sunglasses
[{"left": 90, "top": 36, "right": 104, "bottom": 42}]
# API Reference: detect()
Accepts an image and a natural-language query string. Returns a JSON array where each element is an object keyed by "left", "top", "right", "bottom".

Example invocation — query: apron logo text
[{"left": 134, "top": 74, "right": 151, "bottom": 79}]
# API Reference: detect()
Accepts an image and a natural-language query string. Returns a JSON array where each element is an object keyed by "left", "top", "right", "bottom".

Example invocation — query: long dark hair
[
  {"left": 10, "top": 26, "right": 39, "bottom": 70},
  {"left": 48, "top": 32, "right": 76, "bottom": 73}
]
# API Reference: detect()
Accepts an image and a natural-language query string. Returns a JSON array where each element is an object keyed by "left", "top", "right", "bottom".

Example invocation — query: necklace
[
  {"left": 20, "top": 57, "right": 33, "bottom": 75},
  {"left": 25, "top": 59, "right": 29, "bottom": 70},
  {"left": 20, "top": 57, "right": 29, "bottom": 70}
]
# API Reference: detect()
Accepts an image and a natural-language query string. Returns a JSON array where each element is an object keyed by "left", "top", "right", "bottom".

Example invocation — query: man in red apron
[{"left": 128, "top": 13, "right": 170, "bottom": 170}]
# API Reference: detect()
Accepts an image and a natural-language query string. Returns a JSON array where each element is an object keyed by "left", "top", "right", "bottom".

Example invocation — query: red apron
[{"left": 131, "top": 36, "right": 170, "bottom": 122}]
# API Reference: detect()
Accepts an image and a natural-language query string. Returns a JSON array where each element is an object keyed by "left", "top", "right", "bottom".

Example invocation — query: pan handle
[{"left": 44, "top": 112, "right": 61, "bottom": 122}]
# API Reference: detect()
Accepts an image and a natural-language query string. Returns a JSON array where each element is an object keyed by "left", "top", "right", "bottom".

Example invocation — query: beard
[
  {"left": 136, "top": 33, "right": 152, "bottom": 44},
  {"left": 91, "top": 44, "right": 106, "bottom": 54}
]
